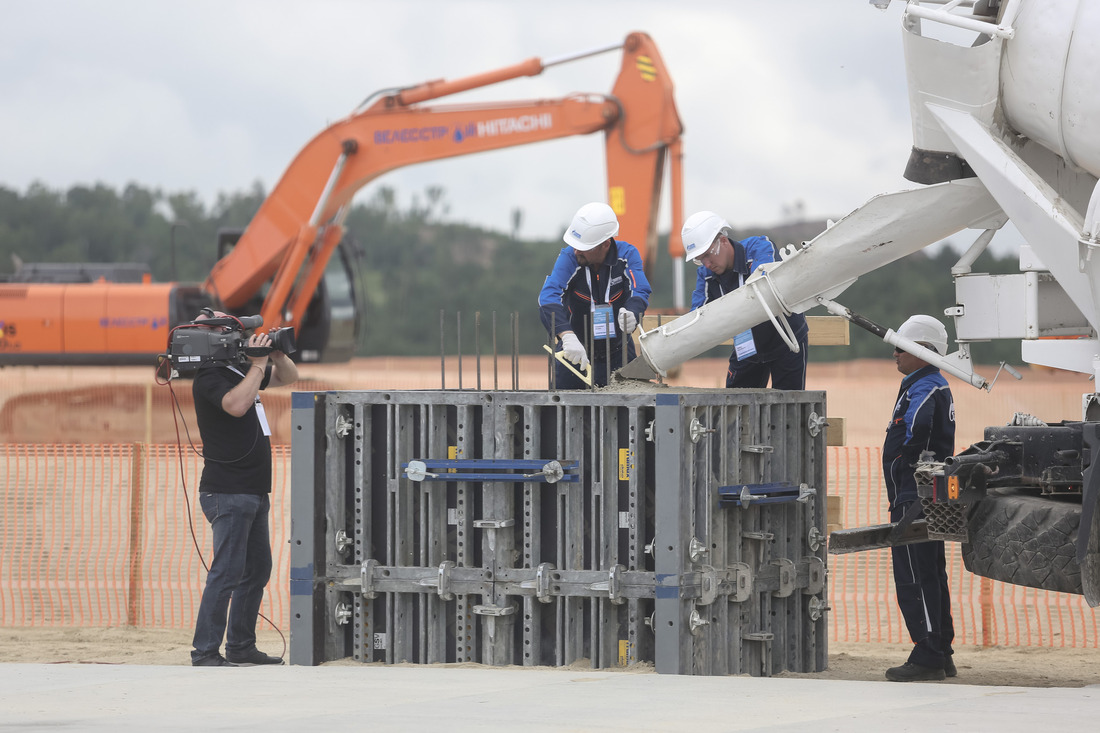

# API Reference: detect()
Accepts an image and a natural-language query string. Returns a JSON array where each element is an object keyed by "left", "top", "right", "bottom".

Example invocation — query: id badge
[
  {"left": 255, "top": 399, "right": 272, "bottom": 437},
  {"left": 592, "top": 304, "right": 617, "bottom": 340},
  {"left": 734, "top": 330, "right": 757, "bottom": 360}
]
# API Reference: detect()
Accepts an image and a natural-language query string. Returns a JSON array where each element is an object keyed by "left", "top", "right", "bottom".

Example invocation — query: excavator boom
[
  {"left": 206, "top": 31, "right": 684, "bottom": 340},
  {"left": 1, "top": 32, "right": 684, "bottom": 365}
]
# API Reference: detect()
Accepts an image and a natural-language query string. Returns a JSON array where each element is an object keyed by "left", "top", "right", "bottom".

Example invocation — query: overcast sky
[{"left": 1, "top": 0, "right": 1020, "bottom": 254}]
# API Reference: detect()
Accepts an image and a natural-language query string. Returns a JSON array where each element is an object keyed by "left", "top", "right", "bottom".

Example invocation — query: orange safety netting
[
  {"left": 0, "top": 444, "right": 290, "bottom": 629},
  {"left": 828, "top": 446, "right": 1099, "bottom": 648},
  {"left": 1, "top": 443, "right": 1096, "bottom": 647}
]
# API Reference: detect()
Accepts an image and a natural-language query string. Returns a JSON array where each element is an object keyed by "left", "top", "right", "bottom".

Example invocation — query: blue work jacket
[
  {"left": 690, "top": 235, "right": 808, "bottom": 365},
  {"left": 883, "top": 364, "right": 956, "bottom": 509},
  {"left": 538, "top": 239, "right": 651, "bottom": 351}
]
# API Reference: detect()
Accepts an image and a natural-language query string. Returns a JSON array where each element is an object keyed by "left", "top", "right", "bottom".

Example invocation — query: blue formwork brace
[
  {"left": 402, "top": 459, "right": 579, "bottom": 484},
  {"left": 718, "top": 481, "right": 815, "bottom": 508}
]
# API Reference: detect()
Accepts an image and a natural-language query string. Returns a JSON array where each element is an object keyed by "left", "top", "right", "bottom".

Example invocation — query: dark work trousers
[
  {"left": 726, "top": 334, "right": 809, "bottom": 390},
  {"left": 191, "top": 492, "right": 273, "bottom": 663},
  {"left": 889, "top": 502, "right": 955, "bottom": 669}
]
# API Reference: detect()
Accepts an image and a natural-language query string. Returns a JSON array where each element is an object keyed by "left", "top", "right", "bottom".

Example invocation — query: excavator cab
[{"left": 214, "top": 228, "right": 360, "bottom": 363}]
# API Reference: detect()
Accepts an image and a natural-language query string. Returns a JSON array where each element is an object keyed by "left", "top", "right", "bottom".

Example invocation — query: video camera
[{"left": 168, "top": 312, "right": 296, "bottom": 374}]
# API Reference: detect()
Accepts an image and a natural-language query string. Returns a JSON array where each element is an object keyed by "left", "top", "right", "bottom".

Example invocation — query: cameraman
[{"left": 189, "top": 310, "right": 298, "bottom": 667}]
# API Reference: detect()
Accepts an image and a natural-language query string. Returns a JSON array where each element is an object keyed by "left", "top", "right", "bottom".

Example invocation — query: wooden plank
[
  {"left": 806, "top": 316, "right": 849, "bottom": 346},
  {"left": 827, "top": 495, "right": 844, "bottom": 528},
  {"left": 825, "top": 416, "right": 846, "bottom": 447},
  {"left": 639, "top": 315, "right": 849, "bottom": 346}
]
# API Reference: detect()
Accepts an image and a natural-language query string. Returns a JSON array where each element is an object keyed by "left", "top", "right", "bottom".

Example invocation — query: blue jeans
[{"left": 191, "top": 492, "right": 272, "bottom": 663}]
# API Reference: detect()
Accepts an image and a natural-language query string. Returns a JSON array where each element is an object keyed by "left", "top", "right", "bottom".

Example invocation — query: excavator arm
[{"left": 205, "top": 31, "right": 685, "bottom": 337}]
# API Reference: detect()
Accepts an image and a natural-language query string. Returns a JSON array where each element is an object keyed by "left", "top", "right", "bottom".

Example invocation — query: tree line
[{"left": 0, "top": 181, "right": 1020, "bottom": 363}]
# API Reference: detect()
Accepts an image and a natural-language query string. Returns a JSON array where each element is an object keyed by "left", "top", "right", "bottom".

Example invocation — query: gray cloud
[{"left": 1, "top": 1, "right": 1019, "bottom": 254}]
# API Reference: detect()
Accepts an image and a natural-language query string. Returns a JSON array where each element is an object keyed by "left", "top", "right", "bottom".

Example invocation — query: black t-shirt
[{"left": 191, "top": 364, "right": 272, "bottom": 495}]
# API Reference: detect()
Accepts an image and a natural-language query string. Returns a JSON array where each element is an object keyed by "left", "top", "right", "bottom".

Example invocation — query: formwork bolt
[
  {"left": 689, "top": 609, "right": 709, "bottom": 635},
  {"left": 807, "top": 526, "right": 823, "bottom": 552},
  {"left": 807, "top": 596, "right": 829, "bottom": 622},
  {"left": 806, "top": 412, "right": 828, "bottom": 438},
  {"left": 335, "top": 412, "right": 354, "bottom": 438},
  {"left": 523, "top": 460, "right": 564, "bottom": 483},
  {"left": 689, "top": 418, "right": 716, "bottom": 443},
  {"left": 688, "top": 537, "right": 708, "bottom": 563},
  {"left": 334, "top": 602, "right": 352, "bottom": 625},
  {"left": 335, "top": 529, "right": 353, "bottom": 556}
]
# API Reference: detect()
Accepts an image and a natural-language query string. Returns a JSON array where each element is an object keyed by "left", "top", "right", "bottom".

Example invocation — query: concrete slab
[{"left": 1, "top": 663, "right": 1098, "bottom": 732}]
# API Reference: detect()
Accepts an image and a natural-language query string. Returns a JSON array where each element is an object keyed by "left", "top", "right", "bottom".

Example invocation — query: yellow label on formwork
[
  {"left": 609, "top": 187, "right": 626, "bottom": 216},
  {"left": 448, "top": 445, "right": 458, "bottom": 472},
  {"left": 618, "top": 639, "right": 634, "bottom": 666},
  {"left": 618, "top": 448, "right": 633, "bottom": 480}
]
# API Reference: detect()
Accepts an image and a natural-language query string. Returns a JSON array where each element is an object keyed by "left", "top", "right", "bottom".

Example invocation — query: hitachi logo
[{"left": 477, "top": 113, "right": 552, "bottom": 137}]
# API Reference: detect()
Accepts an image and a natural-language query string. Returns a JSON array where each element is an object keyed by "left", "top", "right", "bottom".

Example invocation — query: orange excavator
[{"left": 0, "top": 31, "right": 684, "bottom": 366}]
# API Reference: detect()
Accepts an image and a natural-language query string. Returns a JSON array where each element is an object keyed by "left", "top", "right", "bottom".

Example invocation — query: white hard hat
[
  {"left": 897, "top": 315, "right": 949, "bottom": 355},
  {"left": 562, "top": 202, "right": 620, "bottom": 251},
  {"left": 681, "top": 210, "right": 731, "bottom": 262}
]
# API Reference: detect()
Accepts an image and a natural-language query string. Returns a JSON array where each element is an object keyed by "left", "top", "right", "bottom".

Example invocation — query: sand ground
[
  {"left": 0, "top": 626, "right": 1096, "bottom": 688},
  {"left": 2, "top": 359, "right": 1097, "bottom": 688}
]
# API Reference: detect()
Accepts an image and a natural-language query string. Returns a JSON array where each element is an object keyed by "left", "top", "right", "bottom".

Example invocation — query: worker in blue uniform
[
  {"left": 882, "top": 314, "right": 957, "bottom": 682},
  {"left": 681, "top": 210, "right": 808, "bottom": 389},
  {"left": 539, "top": 202, "right": 651, "bottom": 389}
]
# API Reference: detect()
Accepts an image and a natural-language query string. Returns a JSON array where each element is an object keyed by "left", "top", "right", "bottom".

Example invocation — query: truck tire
[{"left": 961, "top": 488, "right": 1083, "bottom": 595}]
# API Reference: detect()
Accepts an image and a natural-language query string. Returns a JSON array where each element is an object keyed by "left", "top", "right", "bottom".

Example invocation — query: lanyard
[
  {"left": 227, "top": 365, "right": 271, "bottom": 436},
  {"left": 715, "top": 271, "right": 745, "bottom": 297},
  {"left": 584, "top": 266, "right": 613, "bottom": 306}
]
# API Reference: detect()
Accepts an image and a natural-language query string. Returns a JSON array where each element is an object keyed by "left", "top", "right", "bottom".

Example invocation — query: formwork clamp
[
  {"left": 802, "top": 556, "right": 826, "bottom": 596},
  {"left": 360, "top": 558, "right": 379, "bottom": 599},
  {"left": 434, "top": 560, "right": 456, "bottom": 601},
  {"left": 771, "top": 558, "right": 796, "bottom": 598},
  {"left": 718, "top": 482, "right": 815, "bottom": 508},
  {"left": 587, "top": 564, "right": 626, "bottom": 605},
  {"left": 403, "top": 458, "right": 578, "bottom": 483},
  {"left": 728, "top": 562, "right": 752, "bottom": 603},
  {"left": 692, "top": 564, "right": 750, "bottom": 605},
  {"left": 534, "top": 562, "right": 555, "bottom": 603}
]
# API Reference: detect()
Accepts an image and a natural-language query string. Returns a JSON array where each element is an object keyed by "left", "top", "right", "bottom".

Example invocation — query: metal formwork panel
[{"left": 290, "top": 388, "right": 828, "bottom": 676}]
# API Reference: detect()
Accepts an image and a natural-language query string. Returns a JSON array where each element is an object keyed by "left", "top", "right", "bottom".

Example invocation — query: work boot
[
  {"left": 226, "top": 648, "right": 284, "bottom": 666},
  {"left": 885, "top": 661, "right": 946, "bottom": 682},
  {"left": 192, "top": 654, "right": 236, "bottom": 667},
  {"left": 944, "top": 656, "right": 957, "bottom": 678}
]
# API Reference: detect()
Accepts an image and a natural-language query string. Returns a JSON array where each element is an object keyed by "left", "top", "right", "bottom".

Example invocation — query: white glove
[
  {"left": 559, "top": 332, "right": 589, "bottom": 371},
  {"left": 617, "top": 310, "right": 638, "bottom": 335}
]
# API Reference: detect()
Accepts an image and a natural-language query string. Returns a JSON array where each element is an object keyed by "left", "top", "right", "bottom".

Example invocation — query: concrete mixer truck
[{"left": 621, "top": 0, "right": 1100, "bottom": 606}]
